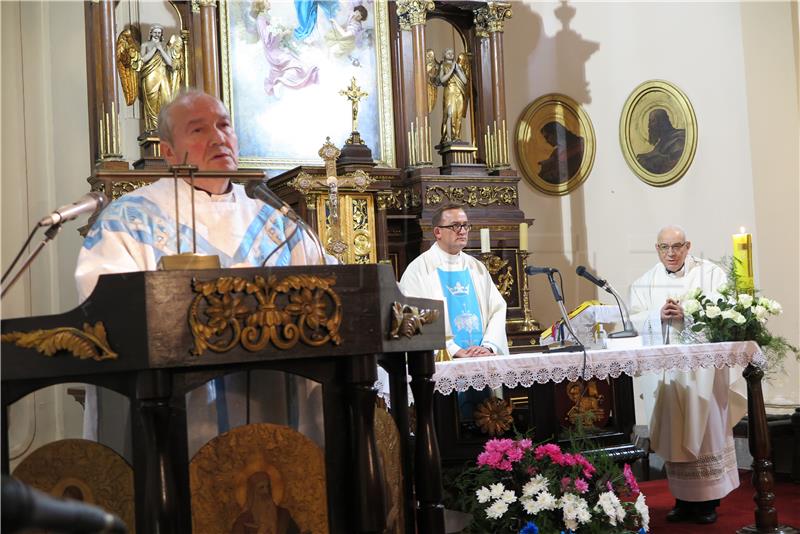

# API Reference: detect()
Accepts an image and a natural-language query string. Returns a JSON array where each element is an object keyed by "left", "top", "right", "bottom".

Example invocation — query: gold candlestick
[{"left": 516, "top": 250, "right": 539, "bottom": 333}]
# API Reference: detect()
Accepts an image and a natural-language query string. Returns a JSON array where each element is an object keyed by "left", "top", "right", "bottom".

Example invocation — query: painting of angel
[{"left": 221, "top": 0, "right": 394, "bottom": 170}]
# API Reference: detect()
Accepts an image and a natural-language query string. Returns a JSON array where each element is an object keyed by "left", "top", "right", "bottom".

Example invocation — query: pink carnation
[{"left": 623, "top": 463, "right": 640, "bottom": 496}]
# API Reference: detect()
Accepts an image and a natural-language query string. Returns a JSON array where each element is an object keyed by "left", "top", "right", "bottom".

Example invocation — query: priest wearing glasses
[
  {"left": 629, "top": 225, "right": 745, "bottom": 525},
  {"left": 399, "top": 203, "right": 508, "bottom": 358}
]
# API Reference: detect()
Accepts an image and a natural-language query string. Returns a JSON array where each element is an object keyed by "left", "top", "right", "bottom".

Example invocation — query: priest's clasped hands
[
  {"left": 454, "top": 346, "right": 495, "bottom": 358},
  {"left": 660, "top": 297, "right": 685, "bottom": 324}
]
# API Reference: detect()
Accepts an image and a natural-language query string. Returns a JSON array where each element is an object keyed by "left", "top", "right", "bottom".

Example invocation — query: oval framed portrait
[
  {"left": 620, "top": 80, "right": 697, "bottom": 187},
  {"left": 515, "top": 93, "right": 596, "bottom": 196}
]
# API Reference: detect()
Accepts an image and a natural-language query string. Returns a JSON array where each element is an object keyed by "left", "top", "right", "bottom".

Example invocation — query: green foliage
[{"left": 681, "top": 256, "right": 799, "bottom": 377}]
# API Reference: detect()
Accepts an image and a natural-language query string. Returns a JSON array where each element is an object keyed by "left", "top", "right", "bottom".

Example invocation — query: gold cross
[{"left": 339, "top": 77, "right": 368, "bottom": 138}]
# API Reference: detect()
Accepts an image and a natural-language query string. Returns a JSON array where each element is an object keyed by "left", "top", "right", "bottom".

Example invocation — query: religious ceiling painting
[
  {"left": 220, "top": 0, "right": 395, "bottom": 170},
  {"left": 515, "top": 93, "right": 596, "bottom": 196},
  {"left": 619, "top": 79, "right": 697, "bottom": 187},
  {"left": 190, "top": 422, "right": 328, "bottom": 533}
]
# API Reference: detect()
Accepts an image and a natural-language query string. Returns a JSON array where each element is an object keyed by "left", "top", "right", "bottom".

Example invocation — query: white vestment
[
  {"left": 629, "top": 255, "right": 747, "bottom": 501},
  {"left": 398, "top": 243, "right": 508, "bottom": 356},
  {"left": 75, "top": 178, "right": 329, "bottom": 457}
]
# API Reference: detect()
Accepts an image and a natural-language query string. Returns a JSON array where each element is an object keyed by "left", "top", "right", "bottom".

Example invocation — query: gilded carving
[
  {"left": 190, "top": 423, "right": 328, "bottom": 534},
  {"left": 12, "top": 439, "right": 135, "bottom": 533},
  {"left": 396, "top": 0, "right": 434, "bottom": 30},
  {"left": 92, "top": 180, "right": 153, "bottom": 200},
  {"left": 389, "top": 302, "right": 439, "bottom": 339},
  {"left": 189, "top": 274, "right": 343, "bottom": 356},
  {"left": 289, "top": 170, "right": 376, "bottom": 197},
  {"left": 374, "top": 406, "right": 405, "bottom": 534},
  {"left": 474, "top": 397, "right": 513, "bottom": 436},
  {"left": 377, "top": 189, "right": 419, "bottom": 210},
  {"left": 425, "top": 185, "right": 517, "bottom": 207},
  {"left": 479, "top": 255, "right": 515, "bottom": 298},
  {"left": 474, "top": 2, "right": 513, "bottom": 37},
  {"left": 1, "top": 322, "right": 117, "bottom": 361}
]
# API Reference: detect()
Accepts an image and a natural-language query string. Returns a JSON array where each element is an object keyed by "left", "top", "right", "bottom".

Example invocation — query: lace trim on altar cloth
[
  {"left": 665, "top": 444, "right": 738, "bottom": 481},
  {"left": 432, "top": 342, "right": 765, "bottom": 395}
]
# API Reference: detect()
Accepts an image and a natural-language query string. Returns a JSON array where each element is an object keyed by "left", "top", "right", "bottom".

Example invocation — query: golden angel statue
[
  {"left": 437, "top": 48, "right": 470, "bottom": 143},
  {"left": 425, "top": 48, "right": 440, "bottom": 114},
  {"left": 116, "top": 25, "right": 184, "bottom": 133}
]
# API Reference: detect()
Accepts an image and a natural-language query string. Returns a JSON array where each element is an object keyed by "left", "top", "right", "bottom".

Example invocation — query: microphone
[
  {"left": 38, "top": 192, "right": 107, "bottom": 227},
  {"left": 575, "top": 265, "right": 638, "bottom": 339},
  {"left": 1, "top": 475, "right": 127, "bottom": 533},
  {"left": 525, "top": 265, "right": 558, "bottom": 275},
  {"left": 575, "top": 265, "right": 610, "bottom": 292},
  {"left": 245, "top": 180, "right": 301, "bottom": 223}
]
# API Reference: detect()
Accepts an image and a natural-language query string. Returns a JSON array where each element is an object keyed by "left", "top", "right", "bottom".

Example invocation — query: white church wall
[{"left": 504, "top": 1, "right": 799, "bottom": 405}]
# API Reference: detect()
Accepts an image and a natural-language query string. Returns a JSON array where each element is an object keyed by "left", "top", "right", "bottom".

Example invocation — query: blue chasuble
[{"left": 436, "top": 268, "right": 484, "bottom": 348}]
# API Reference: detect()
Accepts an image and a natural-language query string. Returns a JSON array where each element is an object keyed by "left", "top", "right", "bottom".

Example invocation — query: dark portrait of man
[
  {"left": 231, "top": 471, "right": 301, "bottom": 534},
  {"left": 537, "top": 121, "right": 585, "bottom": 185},
  {"left": 636, "top": 108, "right": 686, "bottom": 174}
]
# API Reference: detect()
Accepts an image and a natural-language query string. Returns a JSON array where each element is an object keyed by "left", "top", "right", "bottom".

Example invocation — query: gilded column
[
  {"left": 199, "top": 0, "right": 220, "bottom": 98},
  {"left": 94, "top": 0, "right": 123, "bottom": 163},
  {"left": 396, "top": 0, "right": 434, "bottom": 167},
  {"left": 475, "top": 2, "right": 512, "bottom": 170}
]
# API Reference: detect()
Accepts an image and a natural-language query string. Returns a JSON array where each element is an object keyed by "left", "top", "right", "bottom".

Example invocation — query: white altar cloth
[{"left": 432, "top": 341, "right": 765, "bottom": 395}]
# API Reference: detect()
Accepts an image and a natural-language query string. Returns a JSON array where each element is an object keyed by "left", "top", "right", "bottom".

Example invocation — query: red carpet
[{"left": 639, "top": 470, "right": 800, "bottom": 532}]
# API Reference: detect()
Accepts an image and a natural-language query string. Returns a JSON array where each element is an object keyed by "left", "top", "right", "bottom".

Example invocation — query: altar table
[{"left": 433, "top": 341, "right": 794, "bottom": 534}]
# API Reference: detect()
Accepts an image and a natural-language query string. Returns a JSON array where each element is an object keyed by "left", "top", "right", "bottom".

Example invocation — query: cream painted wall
[
  {"left": 1, "top": 0, "right": 92, "bottom": 469},
  {"left": 504, "top": 1, "right": 799, "bottom": 405}
]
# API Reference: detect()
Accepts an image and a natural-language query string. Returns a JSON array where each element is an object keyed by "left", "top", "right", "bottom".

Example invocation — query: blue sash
[{"left": 436, "top": 268, "right": 483, "bottom": 348}]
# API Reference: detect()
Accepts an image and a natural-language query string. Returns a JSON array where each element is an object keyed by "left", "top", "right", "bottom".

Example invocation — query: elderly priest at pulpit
[
  {"left": 74, "top": 89, "right": 333, "bottom": 455},
  {"left": 629, "top": 225, "right": 747, "bottom": 525}
]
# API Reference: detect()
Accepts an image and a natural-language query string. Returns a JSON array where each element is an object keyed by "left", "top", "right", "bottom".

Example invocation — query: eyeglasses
[
  {"left": 656, "top": 242, "right": 687, "bottom": 253},
  {"left": 438, "top": 223, "right": 472, "bottom": 232}
]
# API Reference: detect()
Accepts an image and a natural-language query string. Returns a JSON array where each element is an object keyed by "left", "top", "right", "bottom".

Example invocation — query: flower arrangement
[
  {"left": 680, "top": 261, "right": 799, "bottom": 374},
  {"left": 446, "top": 437, "right": 649, "bottom": 534}
]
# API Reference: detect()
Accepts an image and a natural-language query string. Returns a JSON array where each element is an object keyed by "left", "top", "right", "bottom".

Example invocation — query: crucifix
[
  {"left": 339, "top": 77, "right": 369, "bottom": 145},
  {"left": 318, "top": 138, "right": 347, "bottom": 261}
]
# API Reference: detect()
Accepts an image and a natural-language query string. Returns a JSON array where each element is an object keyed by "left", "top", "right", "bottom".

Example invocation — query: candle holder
[{"left": 511, "top": 250, "right": 540, "bottom": 333}]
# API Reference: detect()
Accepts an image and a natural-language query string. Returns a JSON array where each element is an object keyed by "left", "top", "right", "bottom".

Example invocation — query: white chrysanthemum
[
  {"left": 595, "top": 491, "right": 626, "bottom": 526},
  {"left": 635, "top": 493, "right": 650, "bottom": 531},
  {"left": 536, "top": 490, "right": 558, "bottom": 511},
  {"left": 500, "top": 489, "right": 517, "bottom": 504},
  {"left": 561, "top": 493, "right": 592, "bottom": 526},
  {"left": 521, "top": 497, "right": 538, "bottom": 515},
  {"left": 476, "top": 486, "right": 491, "bottom": 504},
  {"left": 705, "top": 305, "right": 721, "bottom": 319},
  {"left": 738, "top": 294, "right": 754, "bottom": 308},
  {"left": 564, "top": 517, "right": 578, "bottom": 531},
  {"left": 485, "top": 499, "right": 509, "bottom": 519},
  {"left": 522, "top": 474, "right": 548, "bottom": 497},
  {"left": 489, "top": 482, "right": 505, "bottom": 500},
  {"left": 683, "top": 299, "right": 702, "bottom": 315}
]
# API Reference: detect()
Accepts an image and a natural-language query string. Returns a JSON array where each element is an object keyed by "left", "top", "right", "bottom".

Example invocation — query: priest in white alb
[
  {"left": 629, "top": 225, "right": 747, "bottom": 525},
  {"left": 399, "top": 203, "right": 508, "bottom": 358}
]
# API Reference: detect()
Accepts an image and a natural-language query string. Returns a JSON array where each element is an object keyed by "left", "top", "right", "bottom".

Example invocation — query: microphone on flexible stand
[
  {"left": 2, "top": 192, "right": 108, "bottom": 298},
  {"left": 526, "top": 266, "right": 583, "bottom": 353},
  {"left": 244, "top": 180, "right": 327, "bottom": 264},
  {"left": 1, "top": 475, "right": 127, "bottom": 533},
  {"left": 575, "top": 265, "right": 638, "bottom": 338}
]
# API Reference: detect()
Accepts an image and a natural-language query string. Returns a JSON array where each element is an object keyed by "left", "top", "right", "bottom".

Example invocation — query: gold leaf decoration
[
  {"left": 474, "top": 397, "right": 514, "bottom": 436},
  {"left": 389, "top": 302, "right": 440, "bottom": 339},
  {"left": 189, "top": 274, "right": 343, "bottom": 356},
  {"left": 1, "top": 322, "right": 117, "bottom": 361}
]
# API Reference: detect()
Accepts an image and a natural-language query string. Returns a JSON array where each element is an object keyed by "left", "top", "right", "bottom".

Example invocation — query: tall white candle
[
  {"left": 480, "top": 228, "right": 491, "bottom": 253},
  {"left": 519, "top": 222, "right": 528, "bottom": 251}
]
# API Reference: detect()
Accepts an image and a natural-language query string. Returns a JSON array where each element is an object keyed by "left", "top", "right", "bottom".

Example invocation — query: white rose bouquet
[{"left": 681, "top": 263, "right": 798, "bottom": 374}]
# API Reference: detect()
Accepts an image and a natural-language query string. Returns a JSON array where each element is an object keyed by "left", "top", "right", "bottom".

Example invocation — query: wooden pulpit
[{"left": 1, "top": 264, "right": 446, "bottom": 534}]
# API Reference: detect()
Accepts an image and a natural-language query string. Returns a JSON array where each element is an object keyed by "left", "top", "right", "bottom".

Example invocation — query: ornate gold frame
[
  {"left": 515, "top": 93, "right": 596, "bottom": 196},
  {"left": 619, "top": 80, "right": 697, "bottom": 187},
  {"left": 219, "top": 0, "right": 395, "bottom": 170}
]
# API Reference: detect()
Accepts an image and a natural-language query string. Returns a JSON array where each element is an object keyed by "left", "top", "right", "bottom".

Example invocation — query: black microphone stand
[
  {"left": 604, "top": 283, "right": 639, "bottom": 339},
  {"left": 1, "top": 223, "right": 63, "bottom": 298},
  {"left": 543, "top": 272, "right": 584, "bottom": 353}
]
